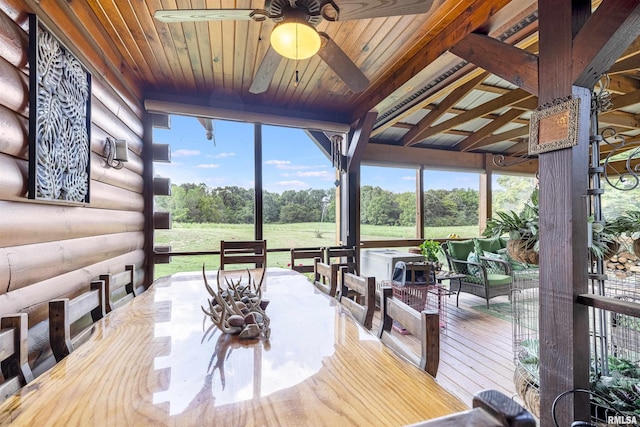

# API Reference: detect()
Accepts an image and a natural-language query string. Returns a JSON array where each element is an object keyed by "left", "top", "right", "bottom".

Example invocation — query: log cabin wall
[{"left": 0, "top": 1, "right": 148, "bottom": 374}]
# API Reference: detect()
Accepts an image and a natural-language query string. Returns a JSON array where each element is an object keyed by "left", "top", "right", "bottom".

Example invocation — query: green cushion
[
  {"left": 447, "top": 239, "right": 476, "bottom": 260},
  {"left": 474, "top": 237, "right": 503, "bottom": 254},
  {"left": 487, "top": 273, "right": 512, "bottom": 286}
]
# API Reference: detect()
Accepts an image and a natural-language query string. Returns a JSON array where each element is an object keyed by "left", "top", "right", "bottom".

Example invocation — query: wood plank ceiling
[{"left": 26, "top": 0, "right": 640, "bottom": 164}]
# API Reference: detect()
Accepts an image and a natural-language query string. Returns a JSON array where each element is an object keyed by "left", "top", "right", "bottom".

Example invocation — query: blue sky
[{"left": 153, "top": 115, "right": 480, "bottom": 193}]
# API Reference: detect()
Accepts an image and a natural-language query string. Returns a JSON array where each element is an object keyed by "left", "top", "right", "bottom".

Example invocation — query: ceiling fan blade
[
  {"left": 322, "top": 0, "right": 436, "bottom": 21},
  {"left": 154, "top": 9, "right": 262, "bottom": 23},
  {"left": 317, "top": 33, "right": 369, "bottom": 93},
  {"left": 249, "top": 46, "right": 283, "bottom": 94}
]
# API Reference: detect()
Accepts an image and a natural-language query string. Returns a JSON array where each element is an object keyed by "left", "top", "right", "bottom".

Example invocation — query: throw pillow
[
  {"left": 483, "top": 250, "right": 509, "bottom": 271},
  {"left": 466, "top": 251, "right": 481, "bottom": 275}
]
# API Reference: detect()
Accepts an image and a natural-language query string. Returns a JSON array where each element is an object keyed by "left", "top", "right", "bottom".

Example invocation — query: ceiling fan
[{"left": 154, "top": 0, "right": 437, "bottom": 94}]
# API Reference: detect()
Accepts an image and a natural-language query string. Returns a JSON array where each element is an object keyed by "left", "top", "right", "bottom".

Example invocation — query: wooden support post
[
  {"left": 416, "top": 166, "right": 424, "bottom": 240},
  {"left": 538, "top": 1, "right": 592, "bottom": 424},
  {"left": 254, "top": 124, "right": 263, "bottom": 241},
  {"left": 479, "top": 157, "right": 492, "bottom": 235},
  {"left": 142, "top": 112, "right": 155, "bottom": 287},
  {"left": 538, "top": 86, "right": 591, "bottom": 426}
]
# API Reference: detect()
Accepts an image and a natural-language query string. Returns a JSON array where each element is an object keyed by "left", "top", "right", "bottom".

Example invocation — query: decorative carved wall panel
[{"left": 28, "top": 14, "right": 91, "bottom": 203}]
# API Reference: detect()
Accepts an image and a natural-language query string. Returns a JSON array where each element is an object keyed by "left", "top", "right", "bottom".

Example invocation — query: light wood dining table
[{"left": 0, "top": 268, "right": 468, "bottom": 426}]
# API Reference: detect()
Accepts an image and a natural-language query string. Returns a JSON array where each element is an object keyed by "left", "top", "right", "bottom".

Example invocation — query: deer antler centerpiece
[{"left": 202, "top": 265, "right": 270, "bottom": 339}]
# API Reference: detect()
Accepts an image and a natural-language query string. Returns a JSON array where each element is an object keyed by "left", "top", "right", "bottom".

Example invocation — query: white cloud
[
  {"left": 173, "top": 149, "right": 200, "bottom": 157},
  {"left": 213, "top": 152, "right": 235, "bottom": 158},
  {"left": 197, "top": 164, "right": 220, "bottom": 169},
  {"left": 274, "top": 180, "right": 307, "bottom": 188},
  {"left": 265, "top": 160, "right": 290, "bottom": 167},
  {"left": 402, "top": 176, "right": 415, "bottom": 181},
  {"left": 295, "top": 170, "right": 332, "bottom": 178}
]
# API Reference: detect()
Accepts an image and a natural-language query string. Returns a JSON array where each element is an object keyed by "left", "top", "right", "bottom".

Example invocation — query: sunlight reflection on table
[{"left": 151, "top": 270, "right": 336, "bottom": 415}]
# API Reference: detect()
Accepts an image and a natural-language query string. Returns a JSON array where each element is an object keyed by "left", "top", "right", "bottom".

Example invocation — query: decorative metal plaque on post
[
  {"left": 528, "top": 97, "right": 580, "bottom": 155},
  {"left": 28, "top": 14, "right": 91, "bottom": 203}
]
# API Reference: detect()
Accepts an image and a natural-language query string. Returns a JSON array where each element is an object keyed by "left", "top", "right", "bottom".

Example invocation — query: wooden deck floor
[{"left": 372, "top": 292, "right": 520, "bottom": 409}]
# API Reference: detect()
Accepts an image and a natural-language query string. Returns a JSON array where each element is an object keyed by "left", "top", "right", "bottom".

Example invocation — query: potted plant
[
  {"left": 590, "top": 218, "right": 622, "bottom": 261},
  {"left": 483, "top": 188, "right": 539, "bottom": 264},
  {"left": 606, "top": 210, "right": 640, "bottom": 258},
  {"left": 419, "top": 239, "right": 443, "bottom": 270},
  {"left": 484, "top": 188, "right": 621, "bottom": 264}
]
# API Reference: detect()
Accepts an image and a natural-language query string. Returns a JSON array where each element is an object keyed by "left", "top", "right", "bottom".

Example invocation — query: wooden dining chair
[
  {"left": 100, "top": 264, "right": 136, "bottom": 313},
  {"left": 49, "top": 280, "right": 106, "bottom": 362},
  {"left": 313, "top": 258, "right": 340, "bottom": 297},
  {"left": 0, "top": 313, "right": 34, "bottom": 402},
  {"left": 378, "top": 286, "right": 440, "bottom": 377},
  {"left": 324, "top": 245, "right": 358, "bottom": 274},
  {"left": 220, "top": 240, "right": 267, "bottom": 270},
  {"left": 290, "top": 247, "right": 324, "bottom": 273},
  {"left": 338, "top": 270, "right": 375, "bottom": 329}
]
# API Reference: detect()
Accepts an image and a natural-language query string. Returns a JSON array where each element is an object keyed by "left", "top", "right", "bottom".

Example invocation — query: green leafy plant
[
  {"left": 607, "top": 210, "right": 640, "bottom": 239},
  {"left": 484, "top": 188, "right": 622, "bottom": 261},
  {"left": 590, "top": 217, "right": 622, "bottom": 260},
  {"left": 483, "top": 188, "right": 539, "bottom": 253},
  {"left": 419, "top": 239, "right": 441, "bottom": 262}
]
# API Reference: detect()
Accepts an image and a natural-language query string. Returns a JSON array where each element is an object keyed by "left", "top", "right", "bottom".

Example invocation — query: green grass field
[{"left": 154, "top": 222, "right": 480, "bottom": 279}]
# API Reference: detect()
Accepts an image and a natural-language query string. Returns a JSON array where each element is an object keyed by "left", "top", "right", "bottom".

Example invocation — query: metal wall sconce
[{"left": 104, "top": 136, "right": 129, "bottom": 169}]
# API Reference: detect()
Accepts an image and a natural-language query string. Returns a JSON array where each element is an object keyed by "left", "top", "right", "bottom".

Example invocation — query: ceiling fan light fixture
[{"left": 270, "top": 19, "right": 320, "bottom": 60}]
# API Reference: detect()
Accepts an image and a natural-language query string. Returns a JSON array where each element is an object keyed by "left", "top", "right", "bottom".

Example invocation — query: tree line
[{"left": 154, "top": 183, "right": 481, "bottom": 226}]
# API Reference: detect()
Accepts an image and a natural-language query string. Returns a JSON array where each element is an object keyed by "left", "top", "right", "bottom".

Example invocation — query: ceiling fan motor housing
[{"left": 269, "top": 0, "right": 323, "bottom": 26}]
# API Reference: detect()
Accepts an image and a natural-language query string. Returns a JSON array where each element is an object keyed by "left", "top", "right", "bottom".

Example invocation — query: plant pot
[
  {"left": 507, "top": 239, "right": 539, "bottom": 265},
  {"left": 603, "top": 240, "right": 620, "bottom": 261}
]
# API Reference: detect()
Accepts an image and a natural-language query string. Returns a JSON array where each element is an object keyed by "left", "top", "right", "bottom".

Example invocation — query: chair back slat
[
  {"left": 220, "top": 240, "right": 267, "bottom": 270},
  {"left": 378, "top": 287, "right": 440, "bottom": 377},
  {"left": 49, "top": 281, "right": 105, "bottom": 362},
  {"left": 0, "top": 313, "right": 34, "bottom": 402},
  {"left": 313, "top": 258, "right": 339, "bottom": 296},
  {"left": 100, "top": 264, "right": 136, "bottom": 313},
  {"left": 291, "top": 248, "right": 324, "bottom": 273},
  {"left": 325, "top": 245, "right": 359, "bottom": 275},
  {"left": 339, "top": 270, "right": 375, "bottom": 329}
]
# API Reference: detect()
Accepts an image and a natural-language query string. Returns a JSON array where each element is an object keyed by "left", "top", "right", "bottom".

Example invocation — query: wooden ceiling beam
[
  {"left": 457, "top": 108, "right": 524, "bottom": 151},
  {"left": 450, "top": 32, "right": 539, "bottom": 96},
  {"left": 598, "top": 111, "right": 640, "bottom": 129},
  {"left": 439, "top": 106, "right": 530, "bottom": 125},
  {"left": 476, "top": 83, "right": 513, "bottom": 94},
  {"left": 370, "top": 18, "right": 540, "bottom": 139},
  {"left": 402, "top": 72, "right": 489, "bottom": 146},
  {"left": 572, "top": 0, "right": 640, "bottom": 88},
  {"left": 363, "top": 143, "right": 485, "bottom": 170},
  {"left": 414, "top": 88, "right": 532, "bottom": 141},
  {"left": 478, "top": 124, "right": 530, "bottom": 147},
  {"left": 351, "top": 0, "right": 513, "bottom": 122},
  {"left": 144, "top": 97, "right": 352, "bottom": 133},
  {"left": 502, "top": 140, "right": 530, "bottom": 156},
  {"left": 304, "top": 130, "right": 333, "bottom": 161},
  {"left": 609, "top": 89, "right": 640, "bottom": 110},
  {"left": 619, "top": 34, "right": 640, "bottom": 60},
  {"left": 603, "top": 74, "right": 640, "bottom": 95},
  {"left": 347, "top": 111, "right": 377, "bottom": 172},
  {"left": 608, "top": 54, "right": 640, "bottom": 75}
]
